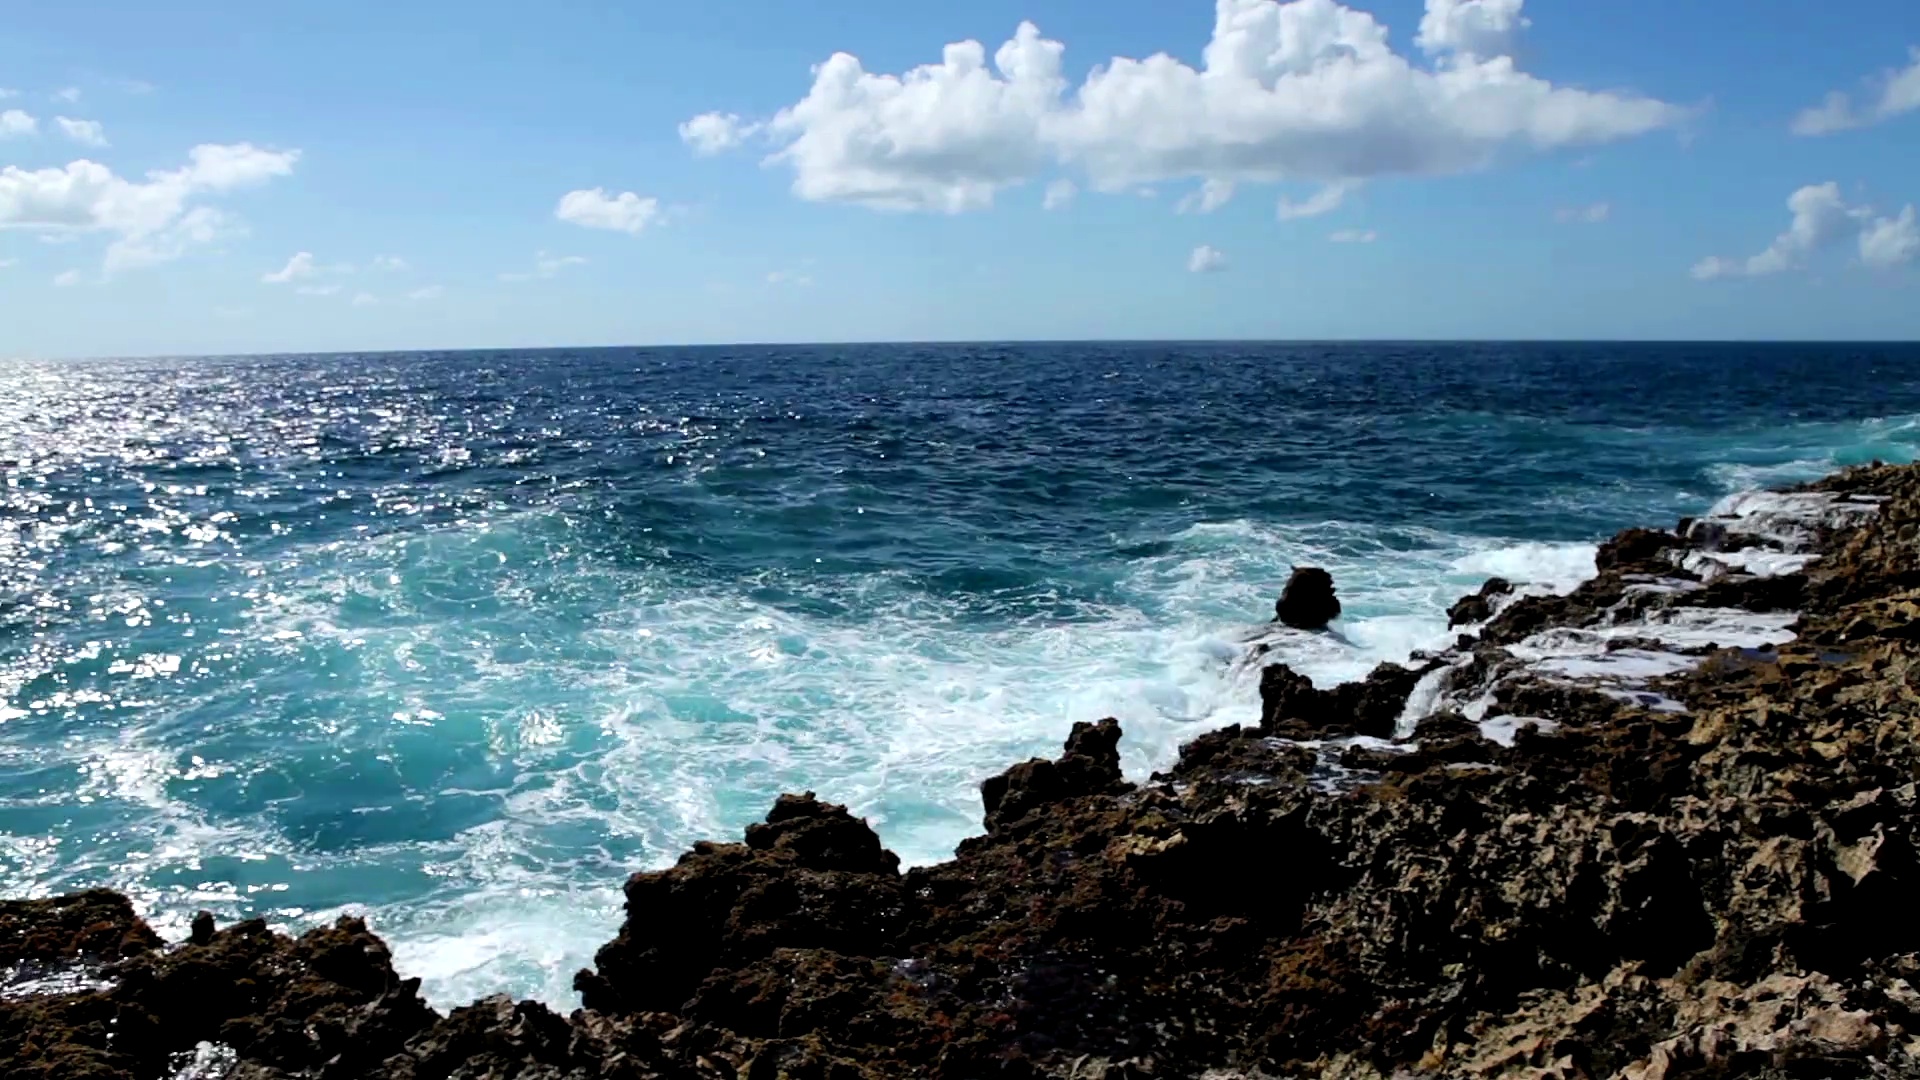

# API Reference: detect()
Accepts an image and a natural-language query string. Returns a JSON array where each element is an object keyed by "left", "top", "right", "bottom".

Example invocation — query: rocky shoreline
[{"left": 8, "top": 463, "right": 1920, "bottom": 1079}]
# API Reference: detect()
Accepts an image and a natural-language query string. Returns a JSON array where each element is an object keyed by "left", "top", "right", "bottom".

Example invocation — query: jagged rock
[
  {"left": 979, "top": 717, "right": 1131, "bottom": 833},
  {"left": 1447, "top": 576, "right": 1514, "bottom": 628},
  {"left": 0, "top": 889, "right": 162, "bottom": 968},
  {"left": 1596, "top": 528, "right": 1680, "bottom": 573},
  {"left": 576, "top": 795, "right": 906, "bottom": 1017},
  {"left": 1275, "top": 566, "right": 1341, "bottom": 630},
  {"left": 1259, "top": 661, "right": 1429, "bottom": 739}
]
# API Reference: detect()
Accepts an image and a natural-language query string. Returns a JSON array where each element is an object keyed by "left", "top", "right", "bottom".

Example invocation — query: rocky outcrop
[
  {"left": 1275, "top": 566, "right": 1342, "bottom": 630},
  {"left": 9, "top": 463, "right": 1920, "bottom": 1079}
]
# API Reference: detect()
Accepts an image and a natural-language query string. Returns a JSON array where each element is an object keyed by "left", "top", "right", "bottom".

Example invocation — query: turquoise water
[{"left": 3, "top": 341, "right": 1918, "bottom": 1007}]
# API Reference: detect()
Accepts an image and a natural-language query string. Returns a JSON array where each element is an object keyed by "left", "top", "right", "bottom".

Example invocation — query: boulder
[{"left": 1275, "top": 566, "right": 1341, "bottom": 630}]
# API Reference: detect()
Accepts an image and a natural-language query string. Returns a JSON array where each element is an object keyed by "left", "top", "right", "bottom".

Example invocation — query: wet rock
[
  {"left": 1259, "top": 660, "right": 1430, "bottom": 739},
  {"left": 576, "top": 795, "right": 906, "bottom": 1017},
  {"left": 1275, "top": 566, "right": 1341, "bottom": 630},
  {"left": 1446, "top": 576, "right": 1514, "bottom": 628},
  {"left": 0, "top": 890, "right": 163, "bottom": 968},
  {"left": 1597, "top": 528, "right": 1681, "bottom": 573},
  {"left": 980, "top": 717, "right": 1131, "bottom": 834}
]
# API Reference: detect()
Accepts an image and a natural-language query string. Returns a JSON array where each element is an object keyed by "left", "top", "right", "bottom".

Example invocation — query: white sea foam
[{"left": 1478, "top": 715, "right": 1558, "bottom": 747}]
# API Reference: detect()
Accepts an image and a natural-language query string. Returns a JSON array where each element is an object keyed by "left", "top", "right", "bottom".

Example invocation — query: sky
[{"left": 2, "top": 0, "right": 1919, "bottom": 357}]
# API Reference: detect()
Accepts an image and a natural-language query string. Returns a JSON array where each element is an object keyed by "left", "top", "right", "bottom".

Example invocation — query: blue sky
[{"left": 2, "top": 0, "right": 1918, "bottom": 356}]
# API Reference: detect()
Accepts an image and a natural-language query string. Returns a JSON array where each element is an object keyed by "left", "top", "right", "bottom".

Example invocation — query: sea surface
[{"left": 4, "top": 341, "right": 1919, "bottom": 1008}]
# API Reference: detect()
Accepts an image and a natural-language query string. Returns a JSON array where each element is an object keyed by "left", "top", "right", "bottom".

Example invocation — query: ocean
[{"left": 3, "top": 341, "right": 1918, "bottom": 1009}]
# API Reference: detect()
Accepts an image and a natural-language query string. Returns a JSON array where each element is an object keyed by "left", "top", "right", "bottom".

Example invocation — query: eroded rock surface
[{"left": 10, "top": 463, "right": 1920, "bottom": 1079}]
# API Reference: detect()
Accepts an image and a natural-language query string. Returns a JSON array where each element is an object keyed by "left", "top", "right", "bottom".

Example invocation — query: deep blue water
[{"left": 3, "top": 341, "right": 1919, "bottom": 1006}]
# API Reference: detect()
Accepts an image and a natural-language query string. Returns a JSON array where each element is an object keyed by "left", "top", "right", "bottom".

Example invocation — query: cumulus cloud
[
  {"left": 1860, "top": 206, "right": 1919, "bottom": 270},
  {"left": 53, "top": 269, "right": 82, "bottom": 286},
  {"left": 1176, "top": 178, "right": 1236, "bottom": 214},
  {"left": 691, "top": 0, "right": 1681, "bottom": 214},
  {"left": 52, "top": 87, "right": 81, "bottom": 104},
  {"left": 1188, "top": 244, "right": 1228, "bottom": 272},
  {"left": 1791, "top": 48, "right": 1920, "bottom": 135},
  {"left": 352, "top": 292, "right": 379, "bottom": 307},
  {"left": 371, "top": 254, "right": 408, "bottom": 271},
  {"left": 1555, "top": 201, "right": 1610, "bottom": 224},
  {"left": 1, "top": 109, "right": 35, "bottom": 137},
  {"left": 296, "top": 283, "right": 342, "bottom": 297},
  {"left": 1416, "top": 0, "right": 1529, "bottom": 60},
  {"left": 55, "top": 117, "right": 107, "bottom": 147},
  {"left": 1329, "top": 228, "right": 1378, "bottom": 243},
  {"left": 1042, "top": 178, "right": 1077, "bottom": 210},
  {"left": 1690, "top": 182, "right": 1915, "bottom": 279},
  {"left": 555, "top": 187, "right": 660, "bottom": 234},
  {"left": 499, "top": 251, "right": 587, "bottom": 282},
  {"left": 0, "top": 143, "right": 298, "bottom": 274},
  {"left": 679, "top": 112, "right": 761, "bottom": 155}
]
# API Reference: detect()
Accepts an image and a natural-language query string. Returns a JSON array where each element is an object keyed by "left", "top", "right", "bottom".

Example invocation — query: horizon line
[{"left": 10, "top": 336, "right": 1920, "bottom": 364}]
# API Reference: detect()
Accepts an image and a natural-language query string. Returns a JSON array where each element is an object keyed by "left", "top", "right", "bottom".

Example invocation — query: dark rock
[
  {"left": 191, "top": 911, "right": 216, "bottom": 946},
  {"left": 1596, "top": 527, "right": 1680, "bottom": 573},
  {"left": 980, "top": 717, "right": 1130, "bottom": 834},
  {"left": 0, "top": 890, "right": 163, "bottom": 968},
  {"left": 576, "top": 795, "right": 906, "bottom": 1017},
  {"left": 1274, "top": 566, "right": 1341, "bottom": 630},
  {"left": 1259, "top": 661, "right": 1429, "bottom": 740},
  {"left": 1446, "top": 576, "right": 1514, "bottom": 628}
]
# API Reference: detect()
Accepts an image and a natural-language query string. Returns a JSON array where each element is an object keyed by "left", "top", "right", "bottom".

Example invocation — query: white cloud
[
  {"left": 679, "top": 112, "right": 761, "bottom": 155},
  {"left": 1329, "top": 228, "right": 1378, "bottom": 243},
  {"left": 1860, "top": 205, "right": 1919, "bottom": 270},
  {"left": 352, "top": 292, "right": 379, "bottom": 307},
  {"left": 1, "top": 109, "right": 35, "bottom": 137},
  {"left": 1555, "top": 201, "right": 1610, "bottom": 224},
  {"left": 406, "top": 285, "right": 445, "bottom": 301},
  {"left": 296, "top": 284, "right": 342, "bottom": 297},
  {"left": 1277, "top": 181, "right": 1354, "bottom": 220},
  {"left": 1692, "top": 182, "right": 1874, "bottom": 280},
  {"left": 1791, "top": 48, "right": 1920, "bottom": 135},
  {"left": 701, "top": 0, "right": 1681, "bottom": 214},
  {"left": 499, "top": 251, "right": 587, "bottom": 282},
  {"left": 52, "top": 87, "right": 81, "bottom": 104},
  {"left": 0, "top": 257, "right": 14, "bottom": 268},
  {"left": 1176, "top": 178, "right": 1236, "bottom": 214},
  {"left": 0, "top": 142, "right": 298, "bottom": 274},
  {"left": 263, "top": 251, "right": 317, "bottom": 283},
  {"left": 766, "top": 269, "right": 814, "bottom": 286},
  {"left": 1188, "top": 244, "right": 1228, "bottom": 272},
  {"left": 1042, "top": 178, "right": 1077, "bottom": 210},
  {"left": 0, "top": 88, "right": 17, "bottom": 99},
  {"left": 52, "top": 269, "right": 82, "bottom": 287},
  {"left": 55, "top": 117, "right": 107, "bottom": 147},
  {"left": 1416, "top": 0, "right": 1529, "bottom": 60},
  {"left": 555, "top": 188, "right": 660, "bottom": 235},
  {"left": 371, "top": 254, "right": 408, "bottom": 271}
]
